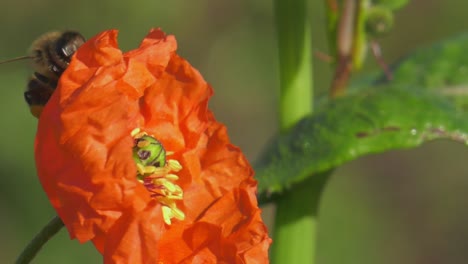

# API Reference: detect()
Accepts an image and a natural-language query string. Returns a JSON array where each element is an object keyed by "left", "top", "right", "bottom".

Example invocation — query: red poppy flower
[{"left": 34, "top": 29, "right": 271, "bottom": 263}]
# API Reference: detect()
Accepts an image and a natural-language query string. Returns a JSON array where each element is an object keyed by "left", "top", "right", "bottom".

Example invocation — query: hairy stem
[{"left": 15, "top": 216, "right": 64, "bottom": 264}]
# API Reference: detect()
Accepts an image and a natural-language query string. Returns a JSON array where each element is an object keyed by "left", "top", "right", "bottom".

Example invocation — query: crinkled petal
[
  {"left": 105, "top": 188, "right": 269, "bottom": 264},
  {"left": 35, "top": 28, "right": 271, "bottom": 261},
  {"left": 36, "top": 29, "right": 178, "bottom": 243}
]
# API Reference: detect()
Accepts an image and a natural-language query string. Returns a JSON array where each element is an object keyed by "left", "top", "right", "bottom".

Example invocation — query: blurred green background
[{"left": 0, "top": 0, "right": 467, "bottom": 263}]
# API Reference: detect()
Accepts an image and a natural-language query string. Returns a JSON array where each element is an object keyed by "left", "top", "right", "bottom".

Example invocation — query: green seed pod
[
  {"left": 372, "top": 0, "right": 409, "bottom": 10},
  {"left": 133, "top": 135, "right": 166, "bottom": 168},
  {"left": 365, "top": 6, "right": 394, "bottom": 38}
]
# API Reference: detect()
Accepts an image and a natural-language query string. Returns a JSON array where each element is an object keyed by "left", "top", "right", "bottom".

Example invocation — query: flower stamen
[{"left": 132, "top": 129, "right": 185, "bottom": 225}]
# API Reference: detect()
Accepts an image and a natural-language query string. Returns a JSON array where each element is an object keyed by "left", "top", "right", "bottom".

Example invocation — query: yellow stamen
[
  {"left": 167, "top": 159, "right": 182, "bottom": 172},
  {"left": 161, "top": 206, "right": 173, "bottom": 225},
  {"left": 165, "top": 174, "right": 179, "bottom": 181},
  {"left": 132, "top": 128, "right": 185, "bottom": 226},
  {"left": 131, "top": 128, "right": 141, "bottom": 137}
]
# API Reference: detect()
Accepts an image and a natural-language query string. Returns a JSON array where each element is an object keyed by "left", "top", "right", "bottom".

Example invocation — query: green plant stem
[
  {"left": 275, "top": 0, "right": 312, "bottom": 132},
  {"left": 272, "top": 173, "right": 330, "bottom": 264},
  {"left": 15, "top": 216, "right": 64, "bottom": 264},
  {"left": 273, "top": 0, "right": 322, "bottom": 263}
]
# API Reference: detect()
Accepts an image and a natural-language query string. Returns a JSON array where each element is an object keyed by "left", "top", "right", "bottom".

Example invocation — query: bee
[{"left": 0, "top": 31, "right": 85, "bottom": 118}]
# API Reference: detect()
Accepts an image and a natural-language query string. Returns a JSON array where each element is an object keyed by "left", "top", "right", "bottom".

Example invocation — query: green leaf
[
  {"left": 383, "top": 33, "right": 468, "bottom": 111},
  {"left": 255, "top": 33, "right": 468, "bottom": 202}
]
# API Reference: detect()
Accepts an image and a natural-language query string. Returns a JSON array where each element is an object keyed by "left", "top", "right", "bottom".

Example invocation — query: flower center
[{"left": 131, "top": 128, "right": 185, "bottom": 225}]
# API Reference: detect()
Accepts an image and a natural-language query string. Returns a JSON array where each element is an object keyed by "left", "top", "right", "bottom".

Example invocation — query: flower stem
[
  {"left": 272, "top": 173, "right": 330, "bottom": 264},
  {"left": 330, "top": 0, "right": 356, "bottom": 97},
  {"left": 15, "top": 215, "right": 64, "bottom": 264},
  {"left": 275, "top": 0, "right": 312, "bottom": 132},
  {"left": 272, "top": 0, "right": 325, "bottom": 263}
]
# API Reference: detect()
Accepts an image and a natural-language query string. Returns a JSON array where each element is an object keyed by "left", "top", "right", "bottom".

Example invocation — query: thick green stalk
[
  {"left": 272, "top": 0, "right": 322, "bottom": 263},
  {"left": 272, "top": 173, "right": 330, "bottom": 264},
  {"left": 275, "top": 0, "right": 312, "bottom": 131}
]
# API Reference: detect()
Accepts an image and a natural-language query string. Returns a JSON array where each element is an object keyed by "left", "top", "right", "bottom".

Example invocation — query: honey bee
[{"left": 0, "top": 31, "right": 85, "bottom": 118}]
